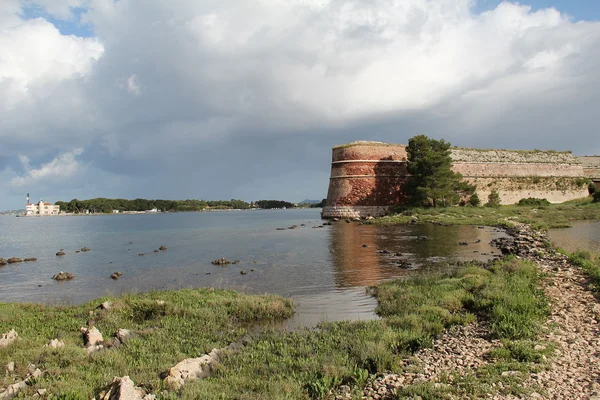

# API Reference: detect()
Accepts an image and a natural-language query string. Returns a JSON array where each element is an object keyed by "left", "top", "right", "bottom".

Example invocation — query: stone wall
[
  {"left": 578, "top": 156, "right": 600, "bottom": 181},
  {"left": 322, "top": 141, "right": 591, "bottom": 218}
]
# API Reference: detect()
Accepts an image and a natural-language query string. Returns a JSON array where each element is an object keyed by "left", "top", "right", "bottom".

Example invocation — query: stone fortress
[{"left": 322, "top": 141, "right": 599, "bottom": 219}]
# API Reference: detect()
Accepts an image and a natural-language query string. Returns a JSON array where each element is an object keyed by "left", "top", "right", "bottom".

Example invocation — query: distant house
[
  {"left": 112, "top": 210, "right": 120, "bottom": 214},
  {"left": 26, "top": 200, "right": 60, "bottom": 216}
]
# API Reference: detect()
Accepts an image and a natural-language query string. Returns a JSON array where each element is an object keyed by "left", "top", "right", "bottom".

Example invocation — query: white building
[{"left": 26, "top": 200, "right": 60, "bottom": 216}]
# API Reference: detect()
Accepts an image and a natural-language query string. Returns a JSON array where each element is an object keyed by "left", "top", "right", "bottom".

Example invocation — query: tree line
[{"left": 54, "top": 198, "right": 306, "bottom": 213}]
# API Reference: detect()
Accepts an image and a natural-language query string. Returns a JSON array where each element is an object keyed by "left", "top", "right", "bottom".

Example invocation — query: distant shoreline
[{"left": 11, "top": 208, "right": 321, "bottom": 217}]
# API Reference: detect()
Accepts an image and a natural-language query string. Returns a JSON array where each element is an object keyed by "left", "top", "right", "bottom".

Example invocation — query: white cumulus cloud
[{"left": 10, "top": 148, "right": 85, "bottom": 187}]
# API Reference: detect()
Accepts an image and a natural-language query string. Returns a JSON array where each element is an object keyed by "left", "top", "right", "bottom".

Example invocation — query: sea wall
[{"left": 322, "top": 142, "right": 590, "bottom": 218}]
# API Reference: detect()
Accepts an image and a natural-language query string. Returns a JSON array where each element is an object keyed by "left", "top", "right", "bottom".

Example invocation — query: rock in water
[
  {"left": 7, "top": 257, "right": 22, "bottom": 263},
  {"left": 159, "top": 245, "right": 167, "bottom": 251},
  {"left": 81, "top": 247, "right": 91, "bottom": 252},
  {"left": 110, "top": 272, "right": 123, "bottom": 280},
  {"left": 0, "top": 258, "right": 6, "bottom": 266},
  {"left": 56, "top": 251, "right": 66, "bottom": 256},
  {"left": 52, "top": 271, "right": 75, "bottom": 281}
]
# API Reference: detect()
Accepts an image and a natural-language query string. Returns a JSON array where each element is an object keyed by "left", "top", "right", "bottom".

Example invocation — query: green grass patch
[
  {"left": 0, "top": 289, "right": 293, "bottom": 398},
  {"left": 174, "top": 258, "right": 549, "bottom": 399},
  {"left": 372, "top": 197, "right": 600, "bottom": 230},
  {"left": 568, "top": 250, "right": 600, "bottom": 291}
]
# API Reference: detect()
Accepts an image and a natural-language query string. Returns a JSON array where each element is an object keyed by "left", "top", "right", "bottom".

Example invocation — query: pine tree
[
  {"left": 486, "top": 189, "right": 501, "bottom": 207},
  {"left": 405, "top": 135, "right": 475, "bottom": 207}
]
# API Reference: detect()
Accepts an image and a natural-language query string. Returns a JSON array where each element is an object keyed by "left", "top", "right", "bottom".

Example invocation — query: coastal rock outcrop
[{"left": 0, "top": 330, "right": 18, "bottom": 348}]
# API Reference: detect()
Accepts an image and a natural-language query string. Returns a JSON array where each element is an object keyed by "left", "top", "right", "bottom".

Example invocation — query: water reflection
[
  {"left": 329, "top": 222, "right": 507, "bottom": 289},
  {"left": 549, "top": 221, "right": 600, "bottom": 253}
]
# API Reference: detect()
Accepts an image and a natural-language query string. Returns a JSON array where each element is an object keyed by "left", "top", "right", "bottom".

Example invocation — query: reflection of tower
[{"left": 329, "top": 222, "right": 385, "bottom": 288}]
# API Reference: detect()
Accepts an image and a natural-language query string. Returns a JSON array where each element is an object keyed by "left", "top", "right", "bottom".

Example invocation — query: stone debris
[
  {"left": 99, "top": 376, "right": 155, "bottom": 400},
  {"left": 80, "top": 326, "right": 103, "bottom": 347},
  {"left": 43, "top": 339, "right": 65, "bottom": 349},
  {"left": 0, "top": 330, "right": 18, "bottom": 348},
  {"left": 163, "top": 348, "right": 221, "bottom": 389},
  {"left": 0, "top": 365, "right": 42, "bottom": 399},
  {"left": 335, "top": 222, "right": 600, "bottom": 400}
]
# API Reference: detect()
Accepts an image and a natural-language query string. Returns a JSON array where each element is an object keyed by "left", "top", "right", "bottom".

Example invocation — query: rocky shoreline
[{"left": 338, "top": 223, "right": 600, "bottom": 400}]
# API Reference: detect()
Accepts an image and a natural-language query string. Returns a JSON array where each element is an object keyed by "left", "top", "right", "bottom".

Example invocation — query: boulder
[
  {"left": 211, "top": 258, "right": 231, "bottom": 266},
  {"left": 276, "top": 228, "right": 286, "bottom": 231},
  {"left": 240, "top": 271, "right": 248, "bottom": 275},
  {"left": 99, "top": 301, "right": 113, "bottom": 310},
  {"left": 0, "top": 330, "right": 18, "bottom": 348},
  {"left": 0, "top": 258, "right": 6, "bottom": 266},
  {"left": 99, "top": 376, "right": 153, "bottom": 400},
  {"left": 56, "top": 251, "right": 66, "bottom": 256},
  {"left": 52, "top": 271, "right": 75, "bottom": 281},
  {"left": 44, "top": 339, "right": 65, "bottom": 349},
  {"left": 115, "top": 329, "right": 134, "bottom": 343},
  {"left": 87, "top": 344, "right": 104, "bottom": 355},
  {"left": 288, "top": 225, "right": 297, "bottom": 229},
  {"left": 231, "top": 260, "right": 240, "bottom": 265},
  {"left": 138, "top": 253, "right": 144, "bottom": 256},
  {"left": 80, "top": 326, "right": 103, "bottom": 347},
  {"left": 159, "top": 246, "right": 167, "bottom": 251},
  {"left": 81, "top": 247, "right": 91, "bottom": 252},
  {"left": 5, "top": 362, "right": 14, "bottom": 373},
  {"left": 110, "top": 272, "right": 123, "bottom": 280},
  {"left": 6, "top": 258, "right": 22, "bottom": 264},
  {"left": 163, "top": 349, "right": 221, "bottom": 389},
  {"left": 23, "top": 258, "right": 37, "bottom": 262}
]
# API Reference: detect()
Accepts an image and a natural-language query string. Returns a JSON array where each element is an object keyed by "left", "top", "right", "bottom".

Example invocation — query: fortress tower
[{"left": 322, "top": 141, "right": 591, "bottom": 219}]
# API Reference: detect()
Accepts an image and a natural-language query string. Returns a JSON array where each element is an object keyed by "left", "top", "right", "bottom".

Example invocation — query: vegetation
[
  {"left": 0, "top": 258, "right": 550, "bottom": 399},
  {"left": 566, "top": 250, "right": 600, "bottom": 291},
  {"left": 468, "top": 193, "right": 481, "bottom": 207},
  {"left": 518, "top": 198, "right": 551, "bottom": 207},
  {"left": 405, "top": 135, "right": 475, "bottom": 207},
  {"left": 0, "top": 289, "right": 293, "bottom": 398},
  {"left": 53, "top": 198, "right": 306, "bottom": 213},
  {"left": 594, "top": 191, "right": 600, "bottom": 203},
  {"left": 371, "top": 197, "right": 600, "bottom": 230},
  {"left": 255, "top": 200, "right": 296, "bottom": 209},
  {"left": 485, "top": 189, "right": 501, "bottom": 207}
]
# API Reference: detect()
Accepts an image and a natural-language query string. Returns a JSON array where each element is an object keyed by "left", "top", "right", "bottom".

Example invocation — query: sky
[{"left": 1, "top": 0, "right": 599, "bottom": 210}]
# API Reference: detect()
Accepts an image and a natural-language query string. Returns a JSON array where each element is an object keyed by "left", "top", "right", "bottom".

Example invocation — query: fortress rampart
[
  {"left": 322, "top": 141, "right": 591, "bottom": 219},
  {"left": 578, "top": 156, "right": 600, "bottom": 187}
]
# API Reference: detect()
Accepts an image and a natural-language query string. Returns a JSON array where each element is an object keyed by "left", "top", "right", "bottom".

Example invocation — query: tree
[
  {"left": 469, "top": 193, "right": 481, "bottom": 207},
  {"left": 405, "top": 135, "right": 475, "bottom": 207},
  {"left": 486, "top": 190, "right": 501, "bottom": 207}
]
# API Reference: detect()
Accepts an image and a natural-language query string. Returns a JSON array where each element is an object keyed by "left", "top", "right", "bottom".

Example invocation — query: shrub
[
  {"left": 485, "top": 190, "right": 501, "bottom": 207},
  {"left": 469, "top": 193, "right": 481, "bottom": 207},
  {"left": 517, "top": 198, "right": 551, "bottom": 207},
  {"left": 594, "top": 192, "right": 600, "bottom": 203}
]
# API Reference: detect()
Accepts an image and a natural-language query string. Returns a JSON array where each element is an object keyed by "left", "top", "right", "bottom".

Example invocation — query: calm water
[
  {"left": 0, "top": 210, "right": 507, "bottom": 328},
  {"left": 549, "top": 221, "right": 600, "bottom": 254}
]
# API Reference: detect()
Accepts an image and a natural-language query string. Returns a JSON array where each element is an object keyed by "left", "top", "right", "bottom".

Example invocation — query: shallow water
[
  {"left": 549, "top": 220, "right": 600, "bottom": 254},
  {"left": 0, "top": 210, "right": 507, "bottom": 328}
]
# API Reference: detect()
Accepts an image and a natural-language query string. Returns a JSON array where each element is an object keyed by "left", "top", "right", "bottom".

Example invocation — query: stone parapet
[{"left": 321, "top": 206, "right": 389, "bottom": 219}]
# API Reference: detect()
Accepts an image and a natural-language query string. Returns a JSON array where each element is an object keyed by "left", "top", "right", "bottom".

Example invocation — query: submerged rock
[
  {"left": 0, "top": 258, "right": 6, "bottom": 265},
  {"left": 159, "top": 245, "right": 167, "bottom": 251},
  {"left": 23, "top": 258, "right": 37, "bottom": 262},
  {"left": 52, "top": 271, "right": 75, "bottom": 281},
  {"left": 56, "top": 251, "right": 66, "bottom": 256},
  {"left": 211, "top": 258, "right": 231, "bottom": 266},
  {"left": 110, "top": 272, "right": 123, "bottom": 280},
  {"left": 81, "top": 247, "right": 91, "bottom": 252},
  {"left": 7, "top": 257, "right": 22, "bottom": 264}
]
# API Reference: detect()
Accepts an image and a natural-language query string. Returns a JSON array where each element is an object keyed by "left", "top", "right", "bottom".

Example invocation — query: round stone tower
[{"left": 321, "top": 141, "right": 410, "bottom": 219}]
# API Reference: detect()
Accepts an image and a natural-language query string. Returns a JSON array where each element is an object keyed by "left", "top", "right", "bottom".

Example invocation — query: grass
[
  {"left": 368, "top": 197, "right": 600, "bottom": 230},
  {"left": 172, "top": 257, "right": 549, "bottom": 399},
  {"left": 0, "top": 289, "right": 293, "bottom": 398},
  {"left": 0, "top": 259, "right": 551, "bottom": 399},
  {"left": 565, "top": 250, "right": 600, "bottom": 291}
]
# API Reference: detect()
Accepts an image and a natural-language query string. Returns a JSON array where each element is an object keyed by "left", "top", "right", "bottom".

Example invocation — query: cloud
[
  {"left": 1, "top": 0, "right": 600, "bottom": 209},
  {"left": 10, "top": 148, "right": 85, "bottom": 187}
]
